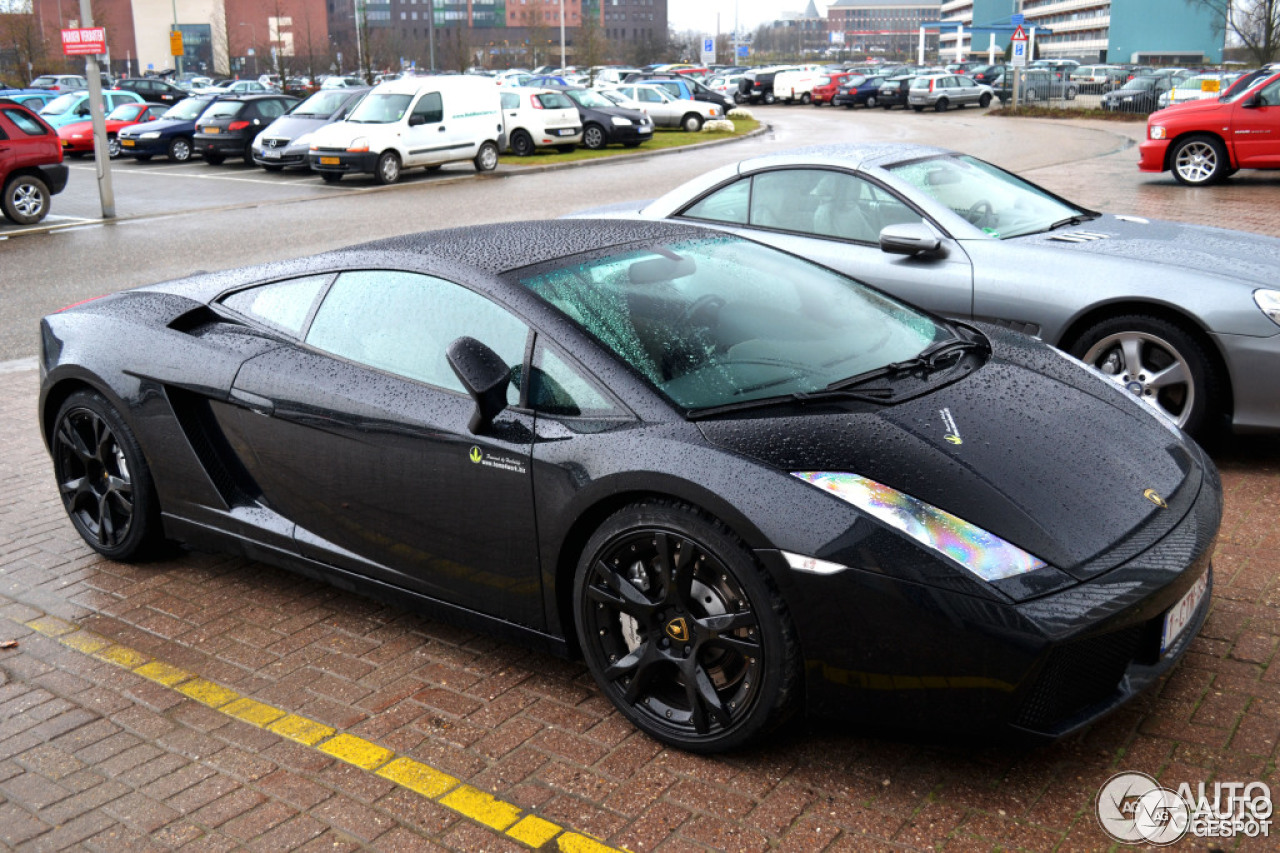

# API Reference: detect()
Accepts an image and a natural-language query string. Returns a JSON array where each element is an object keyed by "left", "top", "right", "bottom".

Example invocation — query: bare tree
[
  {"left": 0, "top": 10, "right": 48, "bottom": 81},
  {"left": 1187, "top": 0, "right": 1279, "bottom": 65},
  {"left": 575, "top": 4, "right": 607, "bottom": 79}
]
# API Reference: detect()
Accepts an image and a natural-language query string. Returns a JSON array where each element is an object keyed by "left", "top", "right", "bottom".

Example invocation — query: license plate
[
  {"left": 1162, "top": 570, "right": 1209, "bottom": 653},
  {"left": 319, "top": 156, "right": 340, "bottom": 165},
  {"left": 639, "top": 127, "right": 651, "bottom": 134},
  {"left": 122, "top": 139, "right": 135, "bottom": 147},
  {"left": 205, "top": 127, "right": 219, "bottom": 134},
  {"left": 263, "top": 149, "right": 281, "bottom": 159},
  {"left": 556, "top": 129, "right": 574, "bottom": 136}
]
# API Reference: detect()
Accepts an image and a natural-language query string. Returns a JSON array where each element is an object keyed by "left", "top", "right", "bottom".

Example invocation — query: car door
[
  {"left": 403, "top": 90, "right": 449, "bottom": 166},
  {"left": 675, "top": 168, "right": 973, "bottom": 319},
  {"left": 957, "top": 76, "right": 979, "bottom": 104},
  {"left": 1232, "top": 75, "right": 1280, "bottom": 168},
  {"left": 637, "top": 87, "right": 674, "bottom": 125},
  {"left": 223, "top": 269, "right": 545, "bottom": 627}
]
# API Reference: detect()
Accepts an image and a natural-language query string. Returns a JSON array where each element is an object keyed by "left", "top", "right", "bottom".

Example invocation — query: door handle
[{"left": 438, "top": 126, "right": 447, "bottom": 132}]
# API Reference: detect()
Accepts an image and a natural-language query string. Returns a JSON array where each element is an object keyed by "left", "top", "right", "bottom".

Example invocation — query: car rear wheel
[
  {"left": 799, "top": 93, "right": 811, "bottom": 105},
  {"left": 2, "top": 175, "right": 50, "bottom": 225},
  {"left": 168, "top": 137, "right": 192, "bottom": 162},
  {"left": 763, "top": 92, "right": 775, "bottom": 105},
  {"left": 1066, "top": 86, "right": 1077, "bottom": 100},
  {"left": 934, "top": 97, "right": 949, "bottom": 112},
  {"left": 375, "top": 150, "right": 401, "bottom": 184},
  {"left": 574, "top": 501, "right": 799, "bottom": 753},
  {"left": 106, "top": 135, "right": 122, "bottom": 158},
  {"left": 866, "top": 95, "right": 878, "bottom": 108},
  {"left": 52, "top": 390, "right": 162, "bottom": 561},
  {"left": 979, "top": 93, "right": 992, "bottom": 108},
  {"left": 583, "top": 123, "right": 607, "bottom": 150},
  {"left": 473, "top": 140, "right": 499, "bottom": 172},
  {"left": 1171, "top": 135, "right": 1228, "bottom": 186},
  {"left": 681, "top": 113, "right": 703, "bottom": 132},
  {"left": 1072, "top": 314, "right": 1219, "bottom": 435},
  {"left": 510, "top": 129, "right": 535, "bottom": 157}
]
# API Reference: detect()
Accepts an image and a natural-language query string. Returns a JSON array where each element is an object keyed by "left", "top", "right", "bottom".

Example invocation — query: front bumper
[
  {"left": 253, "top": 143, "right": 310, "bottom": 168},
  {"left": 1138, "top": 137, "right": 1172, "bottom": 172},
  {"left": 1214, "top": 330, "right": 1280, "bottom": 432},
  {"left": 308, "top": 150, "right": 379, "bottom": 175},
  {"left": 763, "top": 449, "right": 1221, "bottom": 739},
  {"left": 603, "top": 123, "right": 653, "bottom": 144},
  {"left": 117, "top": 136, "right": 170, "bottom": 157}
]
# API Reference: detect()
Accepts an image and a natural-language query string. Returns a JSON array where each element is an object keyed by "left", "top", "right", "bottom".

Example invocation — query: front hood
[
  {"left": 260, "top": 116, "right": 328, "bottom": 137},
  {"left": 697, "top": 328, "right": 1202, "bottom": 580},
  {"left": 1155, "top": 96, "right": 1227, "bottom": 117},
  {"left": 310, "top": 121, "right": 366, "bottom": 147},
  {"left": 122, "top": 118, "right": 194, "bottom": 136},
  {"left": 1011, "top": 214, "right": 1280, "bottom": 288}
]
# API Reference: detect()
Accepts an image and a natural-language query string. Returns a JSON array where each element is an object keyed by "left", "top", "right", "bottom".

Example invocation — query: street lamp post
[
  {"left": 559, "top": 0, "right": 566, "bottom": 71},
  {"left": 171, "top": 0, "right": 183, "bottom": 75},
  {"left": 239, "top": 21, "right": 258, "bottom": 75}
]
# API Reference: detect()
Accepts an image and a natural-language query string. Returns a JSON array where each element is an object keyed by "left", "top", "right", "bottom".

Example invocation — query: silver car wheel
[
  {"left": 14, "top": 183, "right": 45, "bottom": 219},
  {"left": 1083, "top": 331, "right": 1194, "bottom": 427},
  {"left": 1173, "top": 140, "right": 1220, "bottom": 185}
]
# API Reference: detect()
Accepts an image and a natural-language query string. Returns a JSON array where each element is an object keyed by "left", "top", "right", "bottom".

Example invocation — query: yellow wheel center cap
[{"left": 665, "top": 617, "right": 689, "bottom": 643}]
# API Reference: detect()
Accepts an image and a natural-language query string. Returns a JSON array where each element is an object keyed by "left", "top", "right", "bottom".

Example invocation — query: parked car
[
  {"left": 307, "top": 75, "right": 503, "bottom": 183},
  {"left": 737, "top": 66, "right": 795, "bottom": 105},
  {"left": 705, "top": 73, "right": 746, "bottom": 104},
  {"left": 832, "top": 75, "right": 887, "bottom": 108},
  {"left": 875, "top": 75, "right": 914, "bottom": 110},
  {"left": 320, "top": 76, "right": 364, "bottom": 90},
  {"left": 969, "top": 64, "right": 1006, "bottom": 86},
  {"left": 117, "top": 95, "right": 219, "bottom": 162},
  {"left": 112, "top": 78, "right": 189, "bottom": 106},
  {"left": 908, "top": 74, "right": 994, "bottom": 111},
  {"left": 635, "top": 75, "right": 732, "bottom": 112},
  {"left": 29, "top": 75, "right": 87, "bottom": 92},
  {"left": 1071, "top": 65, "right": 1126, "bottom": 93},
  {"left": 1102, "top": 75, "right": 1173, "bottom": 112},
  {"left": 772, "top": 66, "right": 827, "bottom": 104},
  {"left": 597, "top": 142, "right": 1280, "bottom": 436},
  {"left": 810, "top": 72, "right": 851, "bottom": 106},
  {"left": 557, "top": 86, "right": 652, "bottom": 149},
  {"left": 57, "top": 102, "right": 167, "bottom": 158},
  {"left": 194, "top": 94, "right": 297, "bottom": 164},
  {"left": 1140, "top": 68, "right": 1280, "bottom": 185},
  {"left": 608, "top": 84, "right": 721, "bottom": 131},
  {"left": 251, "top": 87, "right": 369, "bottom": 170},
  {"left": 0, "top": 89, "right": 57, "bottom": 110},
  {"left": 989, "top": 68, "right": 1077, "bottom": 103},
  {"left": 38, "top": 218, "right": 1218, "bottom": 751},
  {"left": 197, "top": 80, "right": 275, "bottom": 96},
  {"left": 499, "top": 87, "right": 582, "bottom": 155},
  {"left": 0, "top": 99, "right": 67, "bottom": 225},
  {"left": 38, "top": 90, "right": 145, "bottom": 129},
  {"left": 1157, "top": 73, "right": 1240, "bottom": 109}
]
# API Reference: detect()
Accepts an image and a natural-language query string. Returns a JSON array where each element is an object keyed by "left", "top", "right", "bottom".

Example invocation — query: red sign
[
  {"left": 61, "top": 27, "right": 107, "bottom": 56},
  {"left": 1011, "top": 25, "right": 1027, "bottom": 41}
]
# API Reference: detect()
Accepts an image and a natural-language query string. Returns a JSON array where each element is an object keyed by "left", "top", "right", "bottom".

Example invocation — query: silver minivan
[{"left": 908, "top": 74, "right": 994, "bottom": 112}]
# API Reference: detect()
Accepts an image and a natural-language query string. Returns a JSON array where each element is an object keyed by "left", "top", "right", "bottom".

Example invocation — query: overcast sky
[{"left": 669, "top": 1, "right": 826, "bottom": 36}]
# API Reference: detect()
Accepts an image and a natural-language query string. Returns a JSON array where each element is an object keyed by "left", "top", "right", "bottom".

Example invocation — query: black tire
[
  {"left": 320, "top": 171, "right": 342, "bottom": 183},
  {"left": 979, "top": 93, "right": 992, "bottom": 108},
  {"left": 583, "top": 123, "right": 607, "bottom": 150},
  {"left": 52, "top": 390, "right": 163, "bottom": 561},
  {"left": 167, "top": 137, "right": 192, "bottom": 162},
  {"left": 1170, "top": 134, "right": 1229, "bottom": 186},
  {"left": 1069, "top": 314, "right": 1220, "bottom": 437},
  {"left": 763, "top": 91, "right": 775, "bottom": 105},
  {"left": 107, "top": 135, "right": 122, "bottom": 159},
  {"left": 574, "top": 501, "right": 800, "bottom": 753},
  {"left": 2, "top": 175, "right": 50, "bottom": 225},
  {"left": 556, "top": 144, "right": 576, "bottom": 153},
  {"left": 681, "top": 113, "right": 703, "bottom": 133},
  {"left": 799, "top": 93, "right": 811, "bottom": 105},
  {"left": 473, "top": 140, "right": 499, "bottom": 172},
  {"left": 934, "top": 97, "right": 949, "bottom": 112},
  {"left": 374, "top": 150, "right": 401, "bottom": 184},
  {"left": 866, "top": 96, "right": 878, "bottom": 108},
  {"left": 510, "top": 129, "right": 535, "bottom": 157},
  {"left": 204, "top": 152, "right": 225, "bottom": 165},
  {"left": 912, "top": 105, "right": 924, "bottom": 112}
]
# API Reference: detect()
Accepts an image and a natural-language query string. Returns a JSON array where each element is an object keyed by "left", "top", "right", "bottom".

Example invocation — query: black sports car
[{"left": 39, "top": 220, "right": 1219, "bottom": 752}]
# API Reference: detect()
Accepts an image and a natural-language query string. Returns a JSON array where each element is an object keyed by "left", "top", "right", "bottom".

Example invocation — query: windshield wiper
[
  {"left": 825, "top": 336, "right": 988, "bottom": 393},
  {"left": 1044, "top": 212, "right": 1101, "bottom": 232},
  {"left": 686, "top": 387, "right": 896, "bottom": 419}
]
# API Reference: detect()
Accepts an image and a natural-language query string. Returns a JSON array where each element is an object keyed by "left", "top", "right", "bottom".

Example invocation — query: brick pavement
[{"left": 2, "top": 123, "right": 1280, "bottom": 851}]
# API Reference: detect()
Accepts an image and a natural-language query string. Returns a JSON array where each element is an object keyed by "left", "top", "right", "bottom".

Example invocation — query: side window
[
  {"left": 306, "top": 271, "right": 528, "bottom": 402},
  {"left": 3, "top": 109, "right": 46, "bottom": 136},
  {"left": 221, "top": 275, "right": 330, "bottom": 336},
  {"left": 412, "top": 92, "right": 443, "bottom": 124},
  {"left": 261, "top": 100, "right": 286, "bottom": 118},
  {"left": 681, "top": 178, "right": 750, "bottom": 225},
  {"left": 1256, "top": 79, "right": 1280, "bottom": 106},
  {"left": 501, "top": 92, "right": 518, "bottom": 109},
  {"left": 529, "top": 344, "right": 618, "bottom": 417},
  {"left": 749, "top": 169, "right": 831, "bottom": 233}
]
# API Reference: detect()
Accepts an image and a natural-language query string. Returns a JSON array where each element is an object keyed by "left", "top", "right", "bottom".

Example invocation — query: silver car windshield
[
  {"left": 517, "top": 236, "right": 945, "bottom": 411},
  {"left": 887, "top": 154, "right": 1087, "bottom": 239}
]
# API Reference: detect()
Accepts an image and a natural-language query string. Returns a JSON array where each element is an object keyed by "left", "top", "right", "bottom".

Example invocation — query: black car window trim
[
  {"left": 676, "top": 165, "right": 949, "bottom": 245},
  {"left": 213, "top": 271, "right": 338, "bottom": 340},
  {"left": 526, "top": 333, "right": 630, "bottom": 421}
]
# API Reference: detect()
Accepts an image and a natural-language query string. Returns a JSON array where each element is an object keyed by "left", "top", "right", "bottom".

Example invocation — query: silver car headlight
[
  {"left": 610, "top": 116, "right": 632, "bottom": 126},
  {"left": 139, "top": 131, "right": 161, "bottom": 139},
  {"left": 1255, "top": 289, "right": 1280, "bottom": 327},
  {"left": 792, "top": 472, "right": 1046, "bottom": 582}
]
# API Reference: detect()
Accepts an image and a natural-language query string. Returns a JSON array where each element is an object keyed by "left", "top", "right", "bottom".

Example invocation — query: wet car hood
[
  {"left": 259, "top": 115, "right": 331, "bottom": 137},
  {"left": 1010, "top": 214, "right": 1280, "bottom": 288},
  {"left": 697, "top": 327, "right": 1202, "bottom": 580}
]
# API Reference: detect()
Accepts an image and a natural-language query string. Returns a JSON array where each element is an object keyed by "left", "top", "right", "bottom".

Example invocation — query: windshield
[
  {"left": 568, "top": 88, "right": 613, "bottom": 108},
  {"left": 1121, "top": 76, "right": 1157, "bottom": 90},
  {"left": 346, "top": 92, "right": 411, "bottom": 123},
  {"left": 294, "top": 89, "right": 356, "bottom": 117},
  {"left": 888, "top": 154, "right": 1087, "bottom": 239},
  {"left": 516, "top": 236, "right": 945, "bottom": 412},
  {"left": 201, "top": 101, "right": 245, "bottom": 120},
  {"left": 41, "top": 93, "right": 80, "bottom": 115},
  {"left": 107, "top": 103, "right": 145, "bottom": 121},
  {"left": 163, "top": 97, "right": 213, "bottom": 120}
]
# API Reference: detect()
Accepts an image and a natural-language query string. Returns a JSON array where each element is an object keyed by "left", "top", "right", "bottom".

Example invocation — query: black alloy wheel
[
  {"left": 52, "top": 391, "right": 161, "bottom": 560},
  {"left": 575, "top": 502, "right": 798, "bottom": 752},
  {"left": 510, "top": 129, "right": 535, "bottom": 157}
]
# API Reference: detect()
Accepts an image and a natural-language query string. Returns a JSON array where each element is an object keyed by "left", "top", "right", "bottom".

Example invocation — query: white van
[
  {"left": 772, "top": 65, "right": 827, "bottom": 104},
  {"left": 307, "top": 76, "right": 504, "bottom": 184}
]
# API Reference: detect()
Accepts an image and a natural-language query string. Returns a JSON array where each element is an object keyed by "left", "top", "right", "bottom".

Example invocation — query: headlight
[
  {"left": 346, "top": 137, "right": 369, "bottom": 153},
  {"left": 1255, "top": 289, "right": 1280, "bottom": 327},
  {"left": 610, "top": 116, "right": 632, "bottom": 126},
  {"left": 792, "top": 472, "right": 1046, "bottom": 582},
  {"left": 1149, "top": 125, "right": 1167, "bottom": 140},
  {"left": 139, "top": 131, "right": 160, "bottom": 139}
]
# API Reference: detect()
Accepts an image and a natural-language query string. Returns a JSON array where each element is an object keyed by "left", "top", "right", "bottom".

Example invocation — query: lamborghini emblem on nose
[
  {"left": 1144, "top": 489, "right": 1168, "bottom": 509},
  {"left": 665, "top": 617, "right": 689, "bottom": 643}
]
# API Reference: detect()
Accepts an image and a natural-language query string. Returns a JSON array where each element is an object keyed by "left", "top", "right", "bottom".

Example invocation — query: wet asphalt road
[{"left": 0, "top": 105, "right": 1128, "bottom": 362}]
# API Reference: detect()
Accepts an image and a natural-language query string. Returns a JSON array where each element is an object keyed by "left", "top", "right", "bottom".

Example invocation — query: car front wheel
[
  {"left": 473, "top": 140, "right": 499, "bottom": 172},
  {"left": 168, "top": 137, "right": 192, "bottom": 162},
  {"left": 375, "top": 150, "right": 401, "bottom": 184},
  {"left": 1072, "top": 314, "right": 1219, "bottom": 436},
  {"left": 107, "top": 135, "right": 122, "bottom": 158},
  {"left": 979, "top": 93, "right": 991, "bottom": 108},
  {"left": 583, "top": 123, "right": 607, "bottom": 150},
  {"left": 574, "top": 501, "right": 799, "bottom": 753},
  {"left": 2, "top": 175, "right": 51, "bottom": 225},
  {"left": 681, "top": 113, "right": 703, "bottom": 132},
  {"left": 1171, "top": 135, "right": 1229, "bottom": 186}
]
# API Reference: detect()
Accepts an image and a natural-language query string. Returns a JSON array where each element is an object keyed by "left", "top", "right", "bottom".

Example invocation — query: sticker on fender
[{"left": 1162, "top": 570, "right": 1209, "bottom": 653}]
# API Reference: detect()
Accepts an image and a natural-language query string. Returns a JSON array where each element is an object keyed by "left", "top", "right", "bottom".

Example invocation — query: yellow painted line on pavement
[{"left": 17, "top": 613, "right": 626, "bottom": 852}]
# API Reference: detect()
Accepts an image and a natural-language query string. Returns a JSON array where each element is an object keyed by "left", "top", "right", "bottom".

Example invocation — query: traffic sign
[
  {"left": 1011, "top": 39, "right": 1027, "bottom": 67},
  {"left": 1011, "top": 14, "right": 1024, "bottom": 27},
  {"left": 169, "top": 29, "right": 184, "bottom": 57},
  {"left": 61, "top": 27, "right": 106, "bottom": 56},
  {"left": 700, "top": 36, "right": 715, "bottom": 65},
  {"left": 1011, "top": 25, "right": 1027, "bottom": 41}
]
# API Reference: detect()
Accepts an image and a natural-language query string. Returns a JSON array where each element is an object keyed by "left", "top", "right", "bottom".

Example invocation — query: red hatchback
[
  {"left": 0, "top": 99, "right": 68, "bottom": 225},
  {"left": 811, "top": 72, "right": 852, "bottom": 106},
  {"left": 58, "top": 102, "right": 167, "bottom": 159},
  {"left": 1139, "top": 68, "right": 1280, "bottom": 185}
]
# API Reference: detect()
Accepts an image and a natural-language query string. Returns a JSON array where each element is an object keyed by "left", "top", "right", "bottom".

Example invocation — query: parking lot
[{"left": 2, "top": 105, "right": 1280, "bottom": 851}]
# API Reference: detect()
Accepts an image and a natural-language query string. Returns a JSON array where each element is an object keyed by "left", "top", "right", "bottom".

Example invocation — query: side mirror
[
  {"left": 880, "top": 223, "right": 943, "bottom": 257},
  {"left": 408, "top": 113, "right": 426, "bottom": 126},
  {"left": 1243, "top": 93, "right": 1263, "bottom": 109},
  {"left": 447, "top": 336, "right": 511, "bottom": 434}
]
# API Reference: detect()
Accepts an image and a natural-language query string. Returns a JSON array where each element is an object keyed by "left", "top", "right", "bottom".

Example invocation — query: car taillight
[
  {"left": 531, "top": 98, "right": 544, "bottom": 109},
  {"left": 929, "top": 79, "right": 935, "bottom": 91},
  {"left": 228, "top": 120, "right": 250, "bottom": 131}
]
